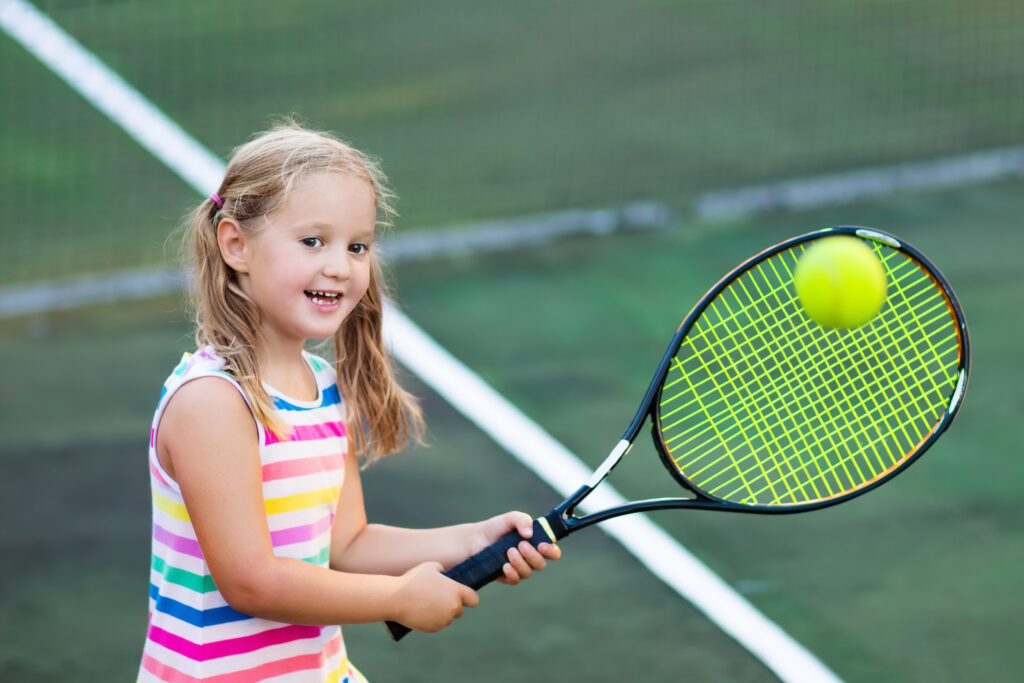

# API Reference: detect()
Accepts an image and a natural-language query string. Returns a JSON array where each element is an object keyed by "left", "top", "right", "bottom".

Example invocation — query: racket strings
[
  {"left": 699, "top": 262, "right": 858, "bottom": 502},
  {"left": 658, "top": 242, "right": 961, "bottom": 506},
  {"left": 659, "top": 253, "right": 947, "bottom": 421},
  {"left": 676, "top": 263, "right": 955, "bottom": 461},
  {"left": 664, "top": 250, "right": 951, "bottom": 432},
  {"left": 661, "top": 263, "right": 953, "bottom": 450},
  {"left": 674, "top": 270, "right": 906, "bottom": 499},
  {"left": 700, "top": 248, "right": 956, "bottom": 501},
  {"left": 711, "top": 362, "right": 953, "bottom": 502},
  {"left": 668, "top": 258, "right": 882, "bottom": 502},
  {"left": 755, "top": 254, "right": 913, "bottom": 496},
  {"left": 684, "top": 249, "right": 956, "bottom": 501},
  {"left": 663, "top": 254, "right": 937, "bottom": 421},
  {"left": 776, "top": 250, "right": 959, "bottom": 497}
]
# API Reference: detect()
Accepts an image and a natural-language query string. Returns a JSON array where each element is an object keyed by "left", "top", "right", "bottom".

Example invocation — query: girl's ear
[{"left": 216, "top": 219, "right": 250, "bottom": 273}]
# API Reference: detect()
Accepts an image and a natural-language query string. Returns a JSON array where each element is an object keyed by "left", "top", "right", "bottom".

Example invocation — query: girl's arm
[
  {"left": 158, "top": 378, "right": 477, "bottom": 632},
  {"left": 329, "top": 438, "right": 561, "bottom": 583}
]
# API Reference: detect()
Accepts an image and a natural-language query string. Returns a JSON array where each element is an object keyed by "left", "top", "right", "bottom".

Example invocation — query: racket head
[{"left": 648, "top": 227, "right": 969, "bottom": 512}]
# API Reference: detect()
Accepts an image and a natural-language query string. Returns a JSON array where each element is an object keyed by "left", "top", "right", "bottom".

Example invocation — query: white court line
[
  {"left": 1, "top": 1, "right": 841, "bottom": 680},
  {"left": 0, "top": 266, "right": 185, "bottom": 317},
  {"left": 0, "top": 0, "right": 223, "bottom": 196},
  {"left": 696, "top": 146, "right": 1024, "bottom": 220}
]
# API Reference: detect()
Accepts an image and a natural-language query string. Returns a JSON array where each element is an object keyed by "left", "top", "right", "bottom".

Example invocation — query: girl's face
[{"left": 230, "top": 172, "right": 377, "bottom": 350}]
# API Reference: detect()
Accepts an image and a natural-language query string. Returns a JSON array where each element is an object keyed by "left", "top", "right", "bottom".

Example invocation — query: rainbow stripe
[{"left": 139, "top": 349, "right": 363, "bottom": 682}]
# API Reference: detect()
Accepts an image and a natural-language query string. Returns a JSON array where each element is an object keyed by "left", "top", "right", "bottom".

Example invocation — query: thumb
[
  {"left": 505, "top": 511, "right": 534, "bottom": 537},
  {"left": 459, "top": 585, "right": 480, "bottom": 608}
]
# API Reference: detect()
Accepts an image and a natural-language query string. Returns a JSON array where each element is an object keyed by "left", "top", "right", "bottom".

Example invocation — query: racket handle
[{"left": 385, "top": 515, "right": 560, "bottom": 641}]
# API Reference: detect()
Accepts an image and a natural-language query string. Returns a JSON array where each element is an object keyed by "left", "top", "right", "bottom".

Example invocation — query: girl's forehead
[{"left": 272, "top": 172, "right": 378, "bottom": 226}]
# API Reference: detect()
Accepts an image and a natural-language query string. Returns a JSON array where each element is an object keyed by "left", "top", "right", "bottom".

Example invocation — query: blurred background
[{"left": 1, "top": 0, "right": 1022, "bottom": 680}]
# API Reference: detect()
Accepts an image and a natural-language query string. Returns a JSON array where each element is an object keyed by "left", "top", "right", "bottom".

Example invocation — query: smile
[{"left": 305, "top": 290, "right": 341, "bottom": 305}]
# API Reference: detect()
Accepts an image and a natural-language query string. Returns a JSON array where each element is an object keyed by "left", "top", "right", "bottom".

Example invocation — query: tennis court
[{"left": 2, "top": 1, "right": 1023, "bottom": 681}]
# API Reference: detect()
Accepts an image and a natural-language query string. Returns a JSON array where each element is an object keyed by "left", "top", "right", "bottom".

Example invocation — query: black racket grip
[{"left": 385, "top": 517, "right": 557, "bottom": 641}]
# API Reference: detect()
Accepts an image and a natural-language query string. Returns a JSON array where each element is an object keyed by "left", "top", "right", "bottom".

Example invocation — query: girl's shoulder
[
  {"left": 158, "top": 346, "right": 245, "bottom": 409},
  {"left": 165, "top": 346, "right": 233, "bottom": 385}
]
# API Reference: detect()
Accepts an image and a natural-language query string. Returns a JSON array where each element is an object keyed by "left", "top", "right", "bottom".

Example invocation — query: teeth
[{"left": 307, "top": 290, "right": 339, "bottom": 305}]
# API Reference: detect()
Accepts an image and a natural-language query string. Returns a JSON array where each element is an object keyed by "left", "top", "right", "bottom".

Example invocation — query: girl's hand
[
  {"left": 393, "top": 562, "right": 479, "bottom": 633},
  {"left": 475, "top": 511, "right": 562, "bottom": 586}
]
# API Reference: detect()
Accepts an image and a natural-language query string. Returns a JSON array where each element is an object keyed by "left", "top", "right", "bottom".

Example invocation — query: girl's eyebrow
[
  {"left": 288, "top": 221, "right": 375, "bottom": 241},
  {"left": 287, "top": 221, "right": 332, "bottom": 233}
]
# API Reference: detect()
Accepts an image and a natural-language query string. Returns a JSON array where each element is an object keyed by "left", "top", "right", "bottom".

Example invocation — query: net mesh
[
  {"left": 658, "top": 237, "right": 962, "bottom": 507},
  {"left": 3, "top": 0, "right": 1024, "bottom": 287}
]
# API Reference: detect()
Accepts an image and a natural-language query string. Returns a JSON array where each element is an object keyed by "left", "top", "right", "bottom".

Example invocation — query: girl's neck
[{"left": 258, "top": 341, "right": 318, "bottom": 402}]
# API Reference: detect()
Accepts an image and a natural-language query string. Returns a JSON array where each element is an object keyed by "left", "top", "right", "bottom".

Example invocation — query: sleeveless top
[{"left": 138, "top": 347, "right": 367, "bottom": 682}]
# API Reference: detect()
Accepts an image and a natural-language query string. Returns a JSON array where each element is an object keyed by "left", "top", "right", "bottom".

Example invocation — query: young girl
[{"left": 138, "top": 123, "right": 560, "bottom": 682}]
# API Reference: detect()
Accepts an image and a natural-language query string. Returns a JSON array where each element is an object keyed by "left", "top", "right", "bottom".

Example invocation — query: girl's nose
[{"left": 322, "top": 250, "right": 351, "bottom": 278}]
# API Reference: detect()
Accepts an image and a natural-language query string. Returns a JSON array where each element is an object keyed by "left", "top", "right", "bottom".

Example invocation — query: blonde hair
[{"left": 185, "top": 121, "right": 423, "bottom": 461}]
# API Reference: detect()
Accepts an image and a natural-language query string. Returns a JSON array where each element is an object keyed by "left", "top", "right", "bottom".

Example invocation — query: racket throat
[
  {"left": 585, "top": 438, "right": 631, "bottom": 488},
  {"left": 552, "top": 439, "right": 633, "bottom": 535}
]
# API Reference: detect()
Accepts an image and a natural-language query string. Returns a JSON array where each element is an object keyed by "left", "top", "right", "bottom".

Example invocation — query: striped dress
[{"left": 138, "top": 347, "right": 367, "bottom": 682}]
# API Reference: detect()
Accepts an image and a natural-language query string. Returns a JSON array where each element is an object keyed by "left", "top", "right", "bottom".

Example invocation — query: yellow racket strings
[{"left": 658, "top": 242, "right": 961, "bottom": 506}]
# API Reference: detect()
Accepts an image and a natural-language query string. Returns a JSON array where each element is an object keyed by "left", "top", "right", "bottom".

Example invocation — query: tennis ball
[{"left": 793, "top": 236, "right": 887, "bottom": 329}]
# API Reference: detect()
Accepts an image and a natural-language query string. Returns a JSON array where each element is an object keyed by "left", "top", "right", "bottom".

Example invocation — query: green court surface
[
  {"left": 3, "top": 1, "right": 1024, "bottom": 680},
  {"left": 2, "top": 181, "right": 1022, "bottom": 681}
]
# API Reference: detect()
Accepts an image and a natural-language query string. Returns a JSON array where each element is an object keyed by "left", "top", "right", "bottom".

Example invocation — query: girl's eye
[
  {"left": 350, "top": 243, "right": 369, "bottom": 255},
  {"left": 300, "top": 237, "right": 323, "bottom": 248}
]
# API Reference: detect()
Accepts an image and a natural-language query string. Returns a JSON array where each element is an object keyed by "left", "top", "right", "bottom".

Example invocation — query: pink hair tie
[{"left": 210, "top": 193, "right": 223, "bottom": 209}]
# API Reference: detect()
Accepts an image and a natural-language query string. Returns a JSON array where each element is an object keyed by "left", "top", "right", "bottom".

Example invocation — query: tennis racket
[{"left": 386, "top": 226, "right": 970, "bottom": 640}]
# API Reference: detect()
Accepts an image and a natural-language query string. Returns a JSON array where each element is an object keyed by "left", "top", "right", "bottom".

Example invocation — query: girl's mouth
[{"left": 305, "top": 290, "right": 340, "bottom": 306}]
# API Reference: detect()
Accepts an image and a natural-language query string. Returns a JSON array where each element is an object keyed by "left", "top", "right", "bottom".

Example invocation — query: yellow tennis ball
[{"left": 793, "top": 236, "right": 887, "bottom": 329}]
